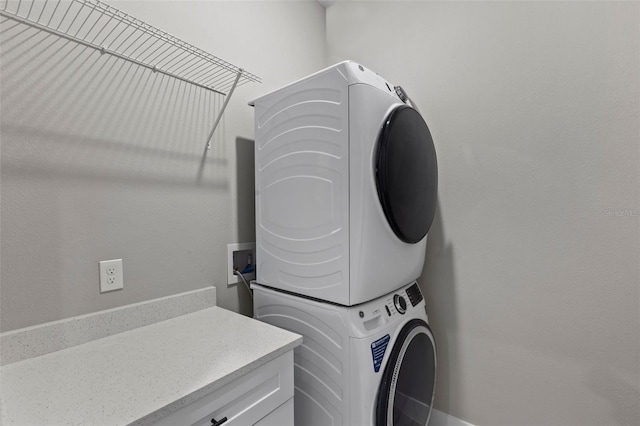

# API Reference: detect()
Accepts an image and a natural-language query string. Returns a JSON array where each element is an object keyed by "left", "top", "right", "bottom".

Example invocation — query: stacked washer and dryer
[{"left": 249, "top": 61, "right": 438, "bottom": 426}]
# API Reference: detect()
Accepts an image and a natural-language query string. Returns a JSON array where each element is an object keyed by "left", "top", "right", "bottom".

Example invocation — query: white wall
[
  {"left": 0, "top": 0, "right": 326, "bottom": 331},
  {"left": 326, "top": 1, "right": 639, "bottom": 425}
]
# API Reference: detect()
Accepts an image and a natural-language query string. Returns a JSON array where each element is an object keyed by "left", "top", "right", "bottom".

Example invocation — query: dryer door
[
  {"left": 375, "top": 106, "right": 438, "bottom": 244},
  {"left": 376, "top": 319, "right": 436, "bottom": 426}
]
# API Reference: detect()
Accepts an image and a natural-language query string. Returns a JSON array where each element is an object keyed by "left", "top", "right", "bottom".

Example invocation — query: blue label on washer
[{"left": 371, "top": 334, "right": 390, "bottom": 373}]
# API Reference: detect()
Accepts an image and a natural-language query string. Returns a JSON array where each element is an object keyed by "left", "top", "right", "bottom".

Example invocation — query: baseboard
[{"left": 430, "top": 408, "right": 475, "bottom": 426}]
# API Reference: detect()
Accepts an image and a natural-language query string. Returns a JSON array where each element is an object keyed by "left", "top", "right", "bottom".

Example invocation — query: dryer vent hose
[{"left": 394, "top": 85, "right": 421, "bottom": 114}]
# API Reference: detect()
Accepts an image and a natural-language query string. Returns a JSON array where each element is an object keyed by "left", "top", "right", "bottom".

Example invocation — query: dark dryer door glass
[
  {"left": 376, "top": 320, "right": 436, "bottom": 426},
  {"left": 376, "top": 106, "right": 438, "bottom": 244}
]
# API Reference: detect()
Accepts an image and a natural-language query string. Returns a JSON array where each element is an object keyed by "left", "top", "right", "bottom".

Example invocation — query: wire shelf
[{"left": 0, "top": 0, "right": 261, "bottom": 95}]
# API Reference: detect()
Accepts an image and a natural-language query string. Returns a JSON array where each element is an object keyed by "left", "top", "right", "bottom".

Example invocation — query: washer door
[
  {"left": 375, "top": 106, "right": 438, "bottom": 244},
  {"left": 376, "top": 319, "right": 436, "bottom": 426}
]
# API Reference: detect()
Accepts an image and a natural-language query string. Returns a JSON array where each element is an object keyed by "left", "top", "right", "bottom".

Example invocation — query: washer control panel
[
  {"left": 350, "top": 282, "right": 425, "bottom": 334},
  {"left": 383, "top": 283, "right": 424, "bottom": 317}
]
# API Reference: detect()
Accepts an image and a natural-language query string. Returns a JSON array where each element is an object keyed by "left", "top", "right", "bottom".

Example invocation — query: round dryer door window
[
  {"left": 376, "top": 319, "right": 436, "bottom": 426},
  {"left": 376, "top": 106, "right": 438, "bottom": 244}
]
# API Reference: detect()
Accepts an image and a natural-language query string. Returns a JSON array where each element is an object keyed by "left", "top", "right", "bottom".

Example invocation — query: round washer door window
[
  {"left": 376, "top": 319, "right": 436, "bottom": 426},
  {"left": 376, "top": 106, "right": 438, "bottom": 244}
]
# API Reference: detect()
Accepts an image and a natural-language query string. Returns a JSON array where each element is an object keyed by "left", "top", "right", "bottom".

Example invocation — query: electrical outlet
[
  {"left": 99, "top": 259, "right": 123, "bottom": 293},
  {"left": 227, "top": 242, "right": 256, "bottom": 285}
]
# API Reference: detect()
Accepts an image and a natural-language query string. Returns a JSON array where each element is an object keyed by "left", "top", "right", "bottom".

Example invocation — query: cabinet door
[
  {"left": 153, "top": 351, "right": 294, "bottom": 426},
  {"left": 254, "top": 398, "right": 294, "bottom": 426}
]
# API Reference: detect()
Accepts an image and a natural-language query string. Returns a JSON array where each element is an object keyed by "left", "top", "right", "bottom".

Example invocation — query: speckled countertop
[{"left": 0, "top": 307, "right": 302, "bottom": 426}]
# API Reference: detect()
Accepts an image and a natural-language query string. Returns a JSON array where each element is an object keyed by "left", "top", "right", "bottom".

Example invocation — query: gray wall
[
  {"left": 0, "top": 1, "right": 326, "bottom": 331},
  {"left": 2, "top": 2, "right": 639, "bottom": 425},
  {"left": 327, "top": 1, "right": 639, "bottom": 425}
]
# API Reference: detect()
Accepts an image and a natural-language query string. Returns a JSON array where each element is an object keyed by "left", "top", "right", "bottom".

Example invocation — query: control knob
[{"left": 393, "top": 294, "right": 407, "bottom": 314}]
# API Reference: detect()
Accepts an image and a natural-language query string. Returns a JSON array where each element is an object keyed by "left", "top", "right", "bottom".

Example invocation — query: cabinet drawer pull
[{"left": 211, "top": 416, "right": 228, "bottom": 426}]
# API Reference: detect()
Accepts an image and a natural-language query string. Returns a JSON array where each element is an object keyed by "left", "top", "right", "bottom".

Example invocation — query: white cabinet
[
  {"left": 153, "top": 351, "right": 294, "bottom": 426},
  {"left": 254, "top": 398, "right": 293, "bottom": 426}
]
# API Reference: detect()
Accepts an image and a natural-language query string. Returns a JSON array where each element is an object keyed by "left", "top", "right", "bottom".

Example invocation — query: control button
[
  {"left": 359, "top": 311, "right": 364, "bottom": 318},
  {"left": 393, "top": 294, "right": 407, "bottom": 314},
  {"left": 385, "top": 305, "right": 391, "bottom": 316}
]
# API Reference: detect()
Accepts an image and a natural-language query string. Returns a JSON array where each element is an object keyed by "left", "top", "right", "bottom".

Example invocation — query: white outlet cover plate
[
  {"left": 227, "top": 242, "right": 256, "bottom": 285},
  {"left": 99, "top": 259, "right": 124, "bottom": 293}
]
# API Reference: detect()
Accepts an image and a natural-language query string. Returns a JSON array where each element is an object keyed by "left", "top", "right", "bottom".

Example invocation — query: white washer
[
  {"left": 252, "top": 281, "right": 437, "bottom": 426},
  {"left": 250, "top": 61, "right": 438, "bottom": 306}
]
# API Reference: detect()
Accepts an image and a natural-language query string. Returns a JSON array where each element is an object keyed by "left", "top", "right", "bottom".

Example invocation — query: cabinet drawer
[{"left": 153, "top": 351, "right": 294, "bottom": 426}]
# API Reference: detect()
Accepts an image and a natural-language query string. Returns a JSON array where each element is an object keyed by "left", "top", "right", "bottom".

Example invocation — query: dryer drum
[
  {"left": 376, "top": 319, "right": 437, "bottom": 426},
  {"left": 376, "top": 106, "right": 438, "bottom": 244}
]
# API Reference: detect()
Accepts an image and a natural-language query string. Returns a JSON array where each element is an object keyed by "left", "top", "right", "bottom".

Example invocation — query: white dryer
[
  {"left": 252, "top": 281, "right": 437, "bottom": 426},
  {"left": 250, "top": 61, "right": 438, "bottom": 305}
]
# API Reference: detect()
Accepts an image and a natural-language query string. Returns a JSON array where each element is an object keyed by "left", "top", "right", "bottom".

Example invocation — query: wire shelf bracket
[
  {"left": 0, "top": 0, "right": 261, "bottom": 174},
  {"left": 197, "top": 68, "right": 242, "bottom": 181}
]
